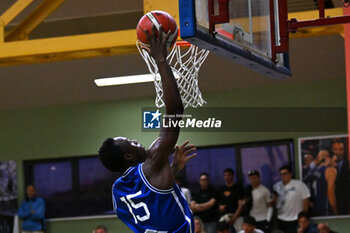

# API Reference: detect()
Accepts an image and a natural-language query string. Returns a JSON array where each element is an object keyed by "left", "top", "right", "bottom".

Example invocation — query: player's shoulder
[{"left": 113, "top": 165, "right": 140, "bottom": 188}]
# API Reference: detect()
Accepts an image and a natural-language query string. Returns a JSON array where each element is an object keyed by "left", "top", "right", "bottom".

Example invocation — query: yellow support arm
[
  {"left": 288, "top": 8, "right": 345, "bottom": 38},
  {"left": 0, "top": 29, "right": 137, "bottom": 66},
  {"left": 6, "top": 0, "right": 65, "bottom": 41},
  {"left": 0, "top": 0, "right": 345, "bottom": 67},
  {"left": 0, "top": 0, "right": 33, "bottom": 26}
]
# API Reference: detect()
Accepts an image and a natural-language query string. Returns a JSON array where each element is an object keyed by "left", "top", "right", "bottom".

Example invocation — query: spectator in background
[
  {"left": 237, "top": 216, "right": 264, "bottom": 233},
  {"left": 317, "top": 223, "right": 337, "bottom": 233},
  {"left": 175, "top": 175, "right": 192, "bottom": 204},
  {"left": 245, "top": 170, "right": 272, "bottom": 233},
  {"left": 18, "top": 185, "right": 45, "bottom": 233},
  {"left": 217, "top": 168, "right": 244, "bottom": 232},
  {"left": 191, "top": 173, "right": 218, "bottom": 233},
  {"left": 217, "top": 221, "right": 230, "bottom": 233},
  {"left": 194, "top": 216, "right": 206, "bottom": 233},
  {"left": 272, "top": 165, "right": 311, "bottom": 233},
  {"left": 93, "top": 225, "right": 108, "bottom": 233},
  {"left": 297, "top": 211, "right": 318, "bottom": 233}
]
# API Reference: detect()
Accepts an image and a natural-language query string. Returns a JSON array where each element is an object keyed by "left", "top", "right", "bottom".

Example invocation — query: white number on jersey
[{"left": 120, "top": 191, "right": 151, "bottom": 224}]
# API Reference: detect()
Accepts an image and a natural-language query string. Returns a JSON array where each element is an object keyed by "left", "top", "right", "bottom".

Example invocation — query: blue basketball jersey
[{"left": 112, "top": 163, "right": 194, "bottom": 233}]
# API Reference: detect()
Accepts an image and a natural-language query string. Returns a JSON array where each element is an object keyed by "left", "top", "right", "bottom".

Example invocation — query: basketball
[{"left": 136, "top": 10, "right": 178, "bottom": 49}]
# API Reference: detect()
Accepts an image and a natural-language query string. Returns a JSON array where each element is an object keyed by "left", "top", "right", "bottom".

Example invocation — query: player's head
[
  {"left": 248, "top": 170, "right": 260, "bottom": 187},
  {"left": 93, "top": 225, "right": 108, "bottom": 233},
  {"left": 25, "top": 185, "right": 36, "bottom": 200},
  {"left": 331, "top": 140, "right": 345, "bottom": 161},
  {"left": 242, "top": 216, "right": 256, "bottom": 233},
  {"left": 99, "top": 137, "right": 147, "bottom": 172},
  {"left": 317, "top": 222, "right": 331, "bottom": 233},
  {"left": 298, "top": 211, "right": 311, "bottom": 230},
  {"left": 217, "top": 221, "right": 230, "bottom": 233},
  {"left": 223, "top": 168, "right": 234, "bottom": 185},
  {"left": 279, "top": 165, "right": 293, "bottom": 184}
]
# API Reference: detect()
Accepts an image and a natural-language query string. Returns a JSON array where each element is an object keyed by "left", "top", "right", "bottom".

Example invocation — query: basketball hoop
[{"left": 136, "top": 40, "right": 209, "bottom": 108}]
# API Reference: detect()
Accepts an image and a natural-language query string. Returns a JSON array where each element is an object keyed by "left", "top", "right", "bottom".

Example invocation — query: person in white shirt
[
  {"left": 238, "top": 216, "right": 264, "bottom": 233},
  {"left": 245, "top": 170, "right": 273, "bottom": 233},
  {"left": 175, "top": 175, "right": 192, "bottom": 204},
  {"left": 272, "top": 165, "right": 311, "bottom": 233}
]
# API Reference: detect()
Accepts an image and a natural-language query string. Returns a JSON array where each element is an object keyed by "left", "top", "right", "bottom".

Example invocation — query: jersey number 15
[{"left": 120, "top": 191, "right": 150, "bottom": 224}]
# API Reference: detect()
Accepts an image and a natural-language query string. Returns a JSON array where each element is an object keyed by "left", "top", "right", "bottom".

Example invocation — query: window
[
  {"left": 23, "top": 156, "right": 120, "bottom": 218},
  {"left": 184, "top": 140, "right": 293, "bottom": 191},
  {"left": 23, "top": 139, "right": 293, "bottom": 218}
]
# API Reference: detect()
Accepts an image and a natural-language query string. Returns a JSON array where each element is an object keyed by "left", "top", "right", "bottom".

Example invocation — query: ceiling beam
[
  {"left": 5, "top": 0, "right": 65, "bottom": 41},
  {"left": 0, "top": 3, "right": 345, "bottom": 67},
  {"left": 0, "top": 29, "right": 137, "bottom": 66},
  {"left": 0, "top": 0, "right": 33, "bottom": 26}
]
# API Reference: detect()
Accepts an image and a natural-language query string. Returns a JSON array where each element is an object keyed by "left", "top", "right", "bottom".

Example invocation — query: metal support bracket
[{"left": 208, "top": 0, "right": 230, "bottom": 34}]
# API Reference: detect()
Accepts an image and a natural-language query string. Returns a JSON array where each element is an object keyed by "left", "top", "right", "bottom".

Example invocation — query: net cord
[{"left": 136, "top": 41, "right": 209, "bottom": 108}]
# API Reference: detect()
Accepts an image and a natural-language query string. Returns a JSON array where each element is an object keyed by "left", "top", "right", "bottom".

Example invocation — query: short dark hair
[
  {"left": 279, "top": 165, "right": 292, "bottom": 173},
  {"left": 94, "top": 225, "right": 108, "bottom": 232},
  {"left": 217, "top": 221, "right": 230, "bottom": 231},
  {"left": 99, "top": 138, "right": 125, "bottom": 172},
  {"left": 298, "top": 211, "right": 311, "bottom": 221},
  {"left": 248, "top": 170, "right": 260, "bottom": 177},
  {"left": 331, "top": 140, "right": 345, "bottom": 146},
  {"left": 243, "top": 216, "right": 256, "bottom": 227},
  {"left": 223, "top": 168, "right": 234, "bottom": 175},
  {"left": 199, "top": 172, "right": 209, "bottom": 178}
]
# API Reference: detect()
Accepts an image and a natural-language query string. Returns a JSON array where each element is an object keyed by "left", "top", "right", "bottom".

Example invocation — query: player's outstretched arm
[
  {"left": 143, "top": 26, "right": 184, "bottom": 164},
  {"left": 141, "top": 26, "right": 184, "bottom": 189}
]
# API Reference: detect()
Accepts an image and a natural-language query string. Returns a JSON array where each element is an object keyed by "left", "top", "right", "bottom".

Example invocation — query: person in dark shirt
[
  {"left": 217, "top": 168, "right": 244, "bottom": 232},
  {"left": 191, "top": 173, "right": 218, "bottom": 233},
  {"left": 297, "top": 211, "right": 318, "bottom": 233}
]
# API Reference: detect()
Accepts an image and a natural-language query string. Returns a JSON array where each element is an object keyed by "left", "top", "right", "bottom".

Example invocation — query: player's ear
[{"left": 123, "top": 153, "right": 134, "bottom": 161}]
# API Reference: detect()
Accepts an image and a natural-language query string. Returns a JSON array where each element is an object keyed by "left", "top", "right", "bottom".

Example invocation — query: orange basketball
[{"left": 136, "top": 10, "right": 178, "bottom": 49}]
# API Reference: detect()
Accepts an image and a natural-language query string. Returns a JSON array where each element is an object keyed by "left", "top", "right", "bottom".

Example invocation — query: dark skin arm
[{"left": 142, "top": 25, "right": 185, "bottom": 190}]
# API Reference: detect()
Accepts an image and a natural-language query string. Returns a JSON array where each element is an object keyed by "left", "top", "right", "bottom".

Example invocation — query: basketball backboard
[{"left": 179, "top": 0, "right": 291, "bottom": 78}]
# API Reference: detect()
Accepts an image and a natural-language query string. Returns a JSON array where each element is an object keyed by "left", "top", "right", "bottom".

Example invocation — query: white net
[{"left": 137, "top": 41, "right": 209, "bottom": 108}]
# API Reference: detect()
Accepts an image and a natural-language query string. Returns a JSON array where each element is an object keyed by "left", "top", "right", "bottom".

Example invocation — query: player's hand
[
  {"left": 171, "top": 140, "right": 197, "bottom": 172},
  {"left": 142, "top": 25, "right": 170, "bottom": 63}
]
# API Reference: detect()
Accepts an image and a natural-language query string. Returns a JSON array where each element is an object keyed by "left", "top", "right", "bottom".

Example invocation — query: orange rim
[{"left": 175, "top": 41, "right": 192, "bottom": 47}]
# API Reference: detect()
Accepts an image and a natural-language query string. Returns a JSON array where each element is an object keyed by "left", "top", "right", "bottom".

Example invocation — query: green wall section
[{"left": 1, "top": 78, "right": 349, "bottom": 232}]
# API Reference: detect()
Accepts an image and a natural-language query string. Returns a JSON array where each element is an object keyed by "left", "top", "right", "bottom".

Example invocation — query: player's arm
[
  {"left": 143, "top": 26, "right": 184, "bottom": 163},
  {"left": 325, "top": 167, "right": 338, "bottom": 214},
  {"left": 141, "top": 26, "right": 184, "bottom": 189}
]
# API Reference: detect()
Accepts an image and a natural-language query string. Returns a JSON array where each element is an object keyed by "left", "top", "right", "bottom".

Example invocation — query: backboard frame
[{"left": 179, "top": 0, "right": 292, "bottom": 79}]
